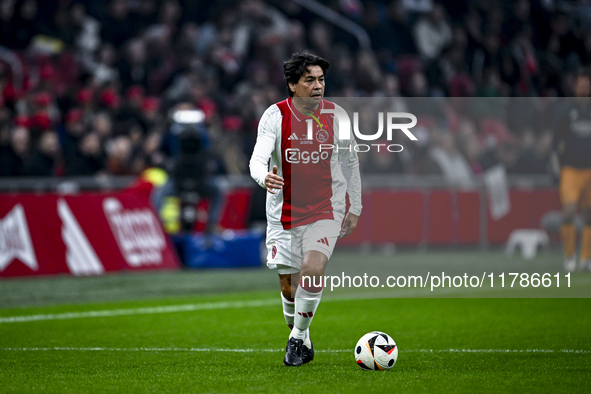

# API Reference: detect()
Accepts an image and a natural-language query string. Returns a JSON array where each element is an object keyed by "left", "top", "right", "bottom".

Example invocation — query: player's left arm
[{"left": 337, "top": 137, "right": 362, "bottom": 239}]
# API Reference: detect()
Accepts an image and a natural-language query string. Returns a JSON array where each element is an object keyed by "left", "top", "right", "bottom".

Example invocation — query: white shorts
[{"left": 265, "top": 219, "right": 342, "bottom": 274}]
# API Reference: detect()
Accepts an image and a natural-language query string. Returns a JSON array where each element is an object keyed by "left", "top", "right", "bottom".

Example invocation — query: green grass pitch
[{"left": 1, "top": 250, "right": 590, "bottom": 393}]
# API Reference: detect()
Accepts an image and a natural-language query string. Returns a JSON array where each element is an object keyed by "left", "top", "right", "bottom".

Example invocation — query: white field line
[
  {"left": 0, "top": 297, "right": 364, "bottom": 324},
  {"left": 0, "top": 299, "right": 279, "bottom": 324},
  {"left": 1, "top": 347, "right": 589, "bottom": 354}
]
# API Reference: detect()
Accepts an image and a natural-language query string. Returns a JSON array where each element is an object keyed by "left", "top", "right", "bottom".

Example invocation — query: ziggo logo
[{"left": 285, "top": 149, "right": 330, "bottom": 164}]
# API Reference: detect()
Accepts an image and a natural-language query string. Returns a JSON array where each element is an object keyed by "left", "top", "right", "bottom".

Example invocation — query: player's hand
[
  {"left": 265, "top": 165, "right": 284, "bottom": 194},
  {"left": 340, "top": 212, "right": 359, "bottom": 239}
]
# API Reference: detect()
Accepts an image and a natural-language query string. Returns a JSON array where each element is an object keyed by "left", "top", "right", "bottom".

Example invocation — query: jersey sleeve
[
  {"left": 249, "top": 106, "right": 277, "bottom": 189},
  {"left": 334, "top": 106, "right": 363, "bottom": 216}
]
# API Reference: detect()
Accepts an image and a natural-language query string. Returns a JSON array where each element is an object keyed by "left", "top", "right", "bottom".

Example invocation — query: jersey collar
[{"left": 287, "top": 97, "right": 325, "bottom": 122}]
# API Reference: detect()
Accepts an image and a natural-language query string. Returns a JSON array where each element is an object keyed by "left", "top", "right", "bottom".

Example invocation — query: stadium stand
[{"left": 0, "top": 0, "right": 588, "bottom": 179}]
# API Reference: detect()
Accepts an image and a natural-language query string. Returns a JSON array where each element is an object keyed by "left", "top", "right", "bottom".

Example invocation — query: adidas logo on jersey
[
  {"left": 316, "top": 237, "right": 329, "bottom": 246},
  {"left": 287, "top": 133, "right": 298, "bottom": 140}
]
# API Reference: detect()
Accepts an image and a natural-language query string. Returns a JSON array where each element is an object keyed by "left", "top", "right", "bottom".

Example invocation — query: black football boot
[
  {"left": 301, "top": 341, "right": 314, "bottom": 364},
  {"left": 283, "top": 337, "right": 304, "bottom": 366}
]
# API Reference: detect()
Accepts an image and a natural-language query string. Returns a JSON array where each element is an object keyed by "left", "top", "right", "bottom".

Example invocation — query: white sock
[
  {"left": 303, "top": 329, "right": 312, "bottom": 348},
  {"left": 290, "top": 286, "right": 323, "bottom": 341},
  {"left": 280, "top": 292, "right": 294, "bottom": 329}
]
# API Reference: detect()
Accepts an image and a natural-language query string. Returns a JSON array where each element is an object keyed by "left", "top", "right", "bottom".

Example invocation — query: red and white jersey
[{"left": 250, "top": 97, "right": 362, "bottom": 229}]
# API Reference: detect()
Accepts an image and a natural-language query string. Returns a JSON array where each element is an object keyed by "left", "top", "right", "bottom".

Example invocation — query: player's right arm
[{"left": 249, "top": 106, "right": 284, "bottom": 194}]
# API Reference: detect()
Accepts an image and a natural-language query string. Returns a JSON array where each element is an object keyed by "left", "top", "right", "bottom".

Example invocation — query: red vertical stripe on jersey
[
  {"left": 277, "top": 99, "right": 293, "bottom": 228},
  {"left": 277, "top": 98, "right": 335, "bottom": 229}
]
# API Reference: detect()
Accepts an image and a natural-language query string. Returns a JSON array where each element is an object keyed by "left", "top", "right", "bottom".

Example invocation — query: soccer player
[
  {"left": 249, "top": 51, "right": 362, "bottom": 366},
  {"left": 554, "top": 71, "right": 591, "bottom": 271}
]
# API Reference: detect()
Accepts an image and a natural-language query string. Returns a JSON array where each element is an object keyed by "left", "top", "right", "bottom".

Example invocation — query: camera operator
[{"left": 154, "top": 102, "right": 223, "bottom": 234}]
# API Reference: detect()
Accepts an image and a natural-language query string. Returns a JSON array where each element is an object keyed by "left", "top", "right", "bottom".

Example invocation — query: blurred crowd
[{"left": 0, "top": 0, "right": 589, "bottom": 182}]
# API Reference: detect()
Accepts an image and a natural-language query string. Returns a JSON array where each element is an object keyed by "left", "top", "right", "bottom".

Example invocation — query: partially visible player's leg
[
  {"left": 291, "top": 250, "right": 327, "bottom": 341},
  {"left": 562, "top": 202, "right": 578, "bottom": 272},
  {"left": 292, "top": 220, "right": 341, "bottom": 341},
  {"left": 560, "top": 167, "right": 581, "bottom": 271},
  {"left": 580, "top": 180, "right": 591, "bottom": 270},
  {"left": 581, "top": 210, "right": 591, "bottom": 270},
  {"left": 284, "top": 250, "right": 326, "bottom": 366},
  {"left": 278, "top": 272, "right": 299, "bottom": 329},
  {"left": 280, "top": 269, "right": 312, "bottom": 366},
  {"left": 264, "top": 225, "right": 310, "bottom": 365},
  {"left": 279, "top": 272, "right": 313, "bottom": 360},
  {"left": 285, "top": 219, "right": 341, "bottom": 366}
]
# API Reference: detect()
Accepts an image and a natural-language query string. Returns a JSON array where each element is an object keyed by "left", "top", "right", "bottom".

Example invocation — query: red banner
[{"left": 0, "top": 183, "right": 180, "bottom": 277}]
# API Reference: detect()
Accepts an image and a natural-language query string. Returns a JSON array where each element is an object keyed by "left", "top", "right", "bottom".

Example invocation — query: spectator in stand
[
  {"left": 323, "top": 47, "right": 355, "bottom": 95},
  {"left": 386, "top": 0, "right": 417, "bottom": 57},
  {"left": 456, "top": 120, "right": 483, "bottom": 176},
  {"left": 118, "top": 38, "right": 149, "bottom": 91},
  {"left": 144, "top": 22, "right": 178, "bottom": 94},
  {"left": 92, "top": 112, "right": 113, "bottom": 141},
  {"left": 70, "top": 2, "right": 101, "bottom": 57},
  {"left": 413, "top": 3, "right": 452, "bottom": 61},
  {"left": 476, "top": 67, "right": 510, "bottom": 97},
  {"left": 66, "top": 131, "right": 106, "bottom": 176},
  {"left": 0, "top": 126, "right": 30, "bottom": 176},
  {"left": 233, "top": 0, "right": 290, "bottom": 60},
  {"left": 60, "top": 108, "right": 86, "bottom": 174},
  {"left": 502, "top": 0, "right": 534, "bottom": 42},
  {"left": 375, "top": 74, "right": 405, "bottom": 100},
  {"left": 139, "top": 96, "right": 163, "bottom": 133},
  {"left": 25, "top": 130, "right": 61, "bottom": 176},
  {"left": 139, "top": 129, "right": 165, "bottom": 170},
  {"left": 480, "top": 134, "right": 521, "bottom": 173},
  {"left": 543, "top": 12, "right": 583, "bottom": 80},
  {"left": 364, "top": 144, "right": 407, "bottom": 174},
  {"left": 578, "top": 30, "right": 591, "bottom": 67},
  {"left": 12, "top": 0, "right": 39, "bottom": 50},
  {"left": 1, "top": 0, "right": 591, "bottom": 179},
  {"left": 101, "top": 0, "right": 140, "bottom": 48},
  {"left": 403, "top": 0, "right": 433, "bottom": 14},
  {"left": 123, "top": 96, "right": 164, "bottom": 174},
  {"left": 0, "top": 0, "right": 17, "bottom": 49},
  {"left": 0, "top": 97, "right": 8, "bottom": 126},
  {"left": 509, "top": 26, "right": 540, "bottom": 96},
  {"left": 355, "top": 50, "right": 383, "bottom": 94},
  {"left": 106, "top": 135, "right": 133, "bottom": 175},
  {"left": 430, "top": 25, "right": 471, "bottom": 91},
  {"left": 308, "top": 20, "right": 334, "bottom": 61},
  {"left": 29, "top": 91, "right": 57, "bottom": 136},
  {"left": 99, "top": 86, "right": 121, "bottom": 113},
  {"left": 511, "top": 129, "right": 552, "bottom": 174},
  {"left": 424, "top": 131, "right": 475, "bottom": 188},
  {"left": 472, "top": 32, "right": 503, "bottom": 88},
  {"left": 156, "top": 0, "right": 182, "bottom": 35},
  {"left": 75, "top": 87, "right": 96, "bottom": 116},
  {"left": 285, "top": 20, "right": 307, "bottom": 60},
  {"left": 88, "top": 43, "right": 120, "bottom": 87},
  {"left": 115, "top": 85, "right": 145, "bottom": 139},
  {"left": 206, "top": 12, "right": 242, "bottom": 92}
]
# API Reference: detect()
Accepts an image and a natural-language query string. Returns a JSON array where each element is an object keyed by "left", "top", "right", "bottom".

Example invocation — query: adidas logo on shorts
[{"left": 316, "top": 237, "right": 329, "bottom": 246}]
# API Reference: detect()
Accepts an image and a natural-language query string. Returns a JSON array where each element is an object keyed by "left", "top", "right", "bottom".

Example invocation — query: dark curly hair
[{"left": 283, "top": 51, "right": 330, "bottom": 97}]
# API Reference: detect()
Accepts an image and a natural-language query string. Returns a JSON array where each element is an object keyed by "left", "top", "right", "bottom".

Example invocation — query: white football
[{"left": 354, "top": 331, "right": 398, "bottom": 370}]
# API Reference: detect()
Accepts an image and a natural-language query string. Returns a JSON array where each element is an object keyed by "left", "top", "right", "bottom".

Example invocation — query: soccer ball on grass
[{"left": 354, "top": 331, "right": 398, "bottom": 370}]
